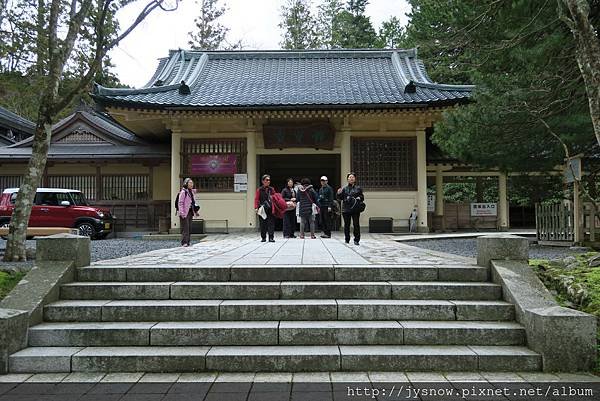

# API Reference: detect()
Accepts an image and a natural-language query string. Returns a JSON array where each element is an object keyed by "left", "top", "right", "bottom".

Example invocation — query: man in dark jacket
[
  {"left": 337, "top": 172, "right": 364, "bottom": 245},
  {"left": 318, "top": 175, "right": 334, "bottom": 238},
  {"left": 254, "top": 174, "right": 275, "bottom": 242}
]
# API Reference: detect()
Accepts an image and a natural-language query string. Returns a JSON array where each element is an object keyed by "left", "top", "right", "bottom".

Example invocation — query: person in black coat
[
  {"left": 318, "top": 175, "right": 334, "bottom": 238},
  {"left": 254, "top": 174, "right": 275, "bottom": 242},
  {"left": 337, "top": 172, "right": 364, "bottom": 245},
  {"left": 281, "top": 178, "right": 297, "bottom": 239},
  {"left": 297, "top": 177, "right": 320, "bottom": 239}
]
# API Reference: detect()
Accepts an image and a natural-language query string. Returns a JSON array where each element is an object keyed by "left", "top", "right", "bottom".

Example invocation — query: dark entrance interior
[{"left": 258, "top": 154, "right": 341, "bottom": 231}]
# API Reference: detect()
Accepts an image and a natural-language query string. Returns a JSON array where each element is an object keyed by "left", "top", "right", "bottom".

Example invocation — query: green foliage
[
  {"left": 279, "top": 0, "right": 320, "bottom": 49},
  {"left": 378, "top": 16, "right": 406, "bottom": 48},
  {"left": 331, "top": 1, "right": 378, "bottom": 48},
  {"left": 188, "top": 0, "right": 230, "bottom": 50},
  {"left": 405, "top": 0, "right": 596, "bottom": 173},
  {"left": 0, "top": 271, "right": 25, "bottom": 300}
]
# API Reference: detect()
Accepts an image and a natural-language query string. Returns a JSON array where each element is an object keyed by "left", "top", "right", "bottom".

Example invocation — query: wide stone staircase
[{"left": 8, "top": 263, "right": 542, "bottom": 373}]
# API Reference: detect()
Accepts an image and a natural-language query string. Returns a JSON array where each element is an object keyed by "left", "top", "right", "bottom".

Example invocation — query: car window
[
  {"left": 36, "top": 192, "right": 59, "bottom": 206},
  {"left": 69, "top": 192, "right": 88, "bottom": 206},
  {"left": 9, "top": 193, "right": 17, "bottom": 205},
  {"left": 56, "top": 193, "right": 72, "bottom": 205}
]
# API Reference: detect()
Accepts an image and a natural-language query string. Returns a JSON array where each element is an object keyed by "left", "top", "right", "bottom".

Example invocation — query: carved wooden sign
[{"left": 263, "top": 121, "right": 335, "bottom": 150}]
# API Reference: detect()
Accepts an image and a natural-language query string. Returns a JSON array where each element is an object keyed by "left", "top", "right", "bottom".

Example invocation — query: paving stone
[
  {"left": 516, "top": 372, "right": 561, "bottom": 382},
  {"left": 400, "top": 321, "right": 525, "bottom": 345},
  {"left": 62, "top": 373, "right": 106, "bottom": 383},
  {"left": 171, "top": 282, "right": 281, "bottom": 299},
  {"left": 0, "top": 374, "right": 33, "bottom": 383},
  {"left": 339, "top": 345, "right": 478, "bottom": 371},
  {"left": 9, "top": 347, "right": 83, "bottom": 373},
  {"left": 253, "top": 373, "right": 293, "bottom": 382},
  {"left": 28, "top": 322, "right": 155, "bottom": 346},
  {"left": 60, "top": 282, "right": 171, "bottom": 300},
  {"left": 480, "top": 372, "right": 526, "bottom": 382},
  {"left": 329, "top": 372, "right": 370, "bottom": 382},
  {"left": 368, "top": 372, "right": 410, "bottom": 383},
  {"left": 25, "top": 373, "right": 68, "bottom": 383},
  {"left": 406, "top": 372, "right": 448, "bottom": 382},
  {"left": 231, "top": 266, "right": 334, "bottom": 281},
  {"left": 176, "top": 373, "right": 218, "bottom": 382},
  {"left": 443, "top": 372, "right": 487, "bottom": 382},
  {"left": 44, "top": 301, "right": 109, "bottom": 322},
  {"left": 220, "top": 300, "right": 337, "bottom": 320},
  {"left": 101, "top": 300, "right": 221, "bottom": 321},
  {"left": 281, "top": 282, "right": 391, "bottom": 299},
  {"left": 206, "top": 346, "right": 340, "bottom": 372},
  {"left": 151, "top": 321, "right": 279, "bottom": 345},
  {"left": 390, "top": 282, "right": 502, "bottom": 300},
  {"left": 100, "top": 373, "right": 144, "bottom": 382},
  {"left": 337, "top": 300, "right": 455, "bottom": 320},
  {"left": 279, "top": 321, "right": 403, "bottom": 345},
  {"left": 139, "top": 373, "right": 180, "bottom": 382},
  {"left": 71, "top": 347, "right": 210, "bottom": 372}
]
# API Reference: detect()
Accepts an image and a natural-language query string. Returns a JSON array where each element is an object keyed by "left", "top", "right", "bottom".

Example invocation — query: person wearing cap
[
  {"left": 254, "top": 174, "right": 276, "bottom": 242},
  {"left": 318, "top": 175, "right": 334, "bottom": 238}
]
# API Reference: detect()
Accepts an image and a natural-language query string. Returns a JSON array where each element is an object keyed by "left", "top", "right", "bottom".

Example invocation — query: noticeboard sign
[
  {"left": 470, "top": 203, "right": 497, "bottom": 217},
  {"left": 564, "top": 157, "right": 582, "bottom": 184}
]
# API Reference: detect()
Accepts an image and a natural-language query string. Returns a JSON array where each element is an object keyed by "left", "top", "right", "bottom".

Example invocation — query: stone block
[
  {"left": 71, "top": 347, "right": 209, "bottom": 372},
  {"left": 437, "top": 266, "right": 489, "bottom": 282},
  {"left": 231, "top": 266, "right": 333, "bottom": 281},
  {"left": 278, "top": 321, "right": 403, "bottom": 345},
  {"left": 334, "top": 266, "right": 437, "bottom": 281},
  {"left": 170, "top": 282, "right": 280, "bottom": 299},
  {"left": 400, "top": 321, "right": 525, "bottom": 345},
  {"left": 452, "top": 301, "right": 515, "bottom": 321},
  {"left": 0, "top": 309, "right": 29, "bottom": 374},
  {"left": 60, "top": 282, "right": 170, "bottom": 300},
  {"left": 219, "top": 300, "right": 337, "bottom": 321},
  {"left": 36, "top": 234, "right": 91, "bottom": 268},
  {"left": 477, "top": 235, "right": 528, "bottom": 267},
  {"left": 43, "top": 300, "right": 108, "bottom": 322},
  {"left": 9, "top": 347, "right": 82, "bottom": 373},
  {"left": 336, "top": 300, "right": 455, "bottom": 321},
  {"left": 126, "top": 266, "right": 230, "bottom": 282},
  {"left": 150, "top": 322, "right": 279, "bottom": 346},
  {"left": 391, "top": 282, "right": 501, "bottom": 300},
  {"left": 205, "top": 346, "right": 340, "bottom": 372},
  {"left": 28, "top": 322, "right": 154, "bottom": 347},
  {"left": 101, "top": 300, "right": 221, "bottom": 322},
  {"left": 280, "top": 282, "right": 391, "bottom": 299},
  {"left": 470, "top": 346, "right": 542, "bottom": 371},
  {"left": 77, "top": 267, "right": 126, "bottom": 282}
]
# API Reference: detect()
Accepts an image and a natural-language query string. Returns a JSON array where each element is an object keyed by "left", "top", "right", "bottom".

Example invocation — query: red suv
[{"left": 0, "top": 188, "right": 114, "bottom": 239}]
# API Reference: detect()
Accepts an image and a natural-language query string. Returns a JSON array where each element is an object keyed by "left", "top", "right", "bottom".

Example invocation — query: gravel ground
[
  {"left": 0, "top": 238, "right": 182, "bottom": 271},
  {"left": 405, "top": 238, "right": 585, "bottom": 260}
]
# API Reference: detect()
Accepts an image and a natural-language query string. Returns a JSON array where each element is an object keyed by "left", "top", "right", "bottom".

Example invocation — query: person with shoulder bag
[
  {"left": 336, "top": 172, "right": 365, "bottom": 245},
  {"left": 254, "top": 174, "right": 276, "bottom": 242},
  {"left": 177, "top": 177, "right": 200, "bottom": 247},
  {"left": 297, "top": 177, "right": 320, "bottom": 239},
  {"left": 281, "top": 178, "right": 297, "bottom": 239}
]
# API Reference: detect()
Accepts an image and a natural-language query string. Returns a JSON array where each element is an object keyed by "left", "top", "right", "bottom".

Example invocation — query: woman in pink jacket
[{"left": 178, "top": 178, "right": 199, "bottom": 247}]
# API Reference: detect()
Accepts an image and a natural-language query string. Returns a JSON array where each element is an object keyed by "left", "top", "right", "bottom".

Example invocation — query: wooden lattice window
[
  {"left": 181, "top": 138, "right": 247, "bottom": 192},
  {"left": 351, "top": 138, "right": 417, "bottom": 190},
  {"left": 101, "top": 175, "right": 149, "bottom": 200},
  {"left": 47, "top": 175, "right": 96, "bottom": 201}
]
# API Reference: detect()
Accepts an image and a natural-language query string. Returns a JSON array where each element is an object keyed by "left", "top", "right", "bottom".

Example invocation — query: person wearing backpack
[
  {"left": 337, "top": 172, "right": 365, "bottom": 245},
  {"left": 297, "top": 177, "right": 320, "bottom": 239},
  {"left": 254, "top": 174, "right": 276, "bottom": 242},
  {"left": 177, "top": 177, "right": 199, "bottom": 247}
]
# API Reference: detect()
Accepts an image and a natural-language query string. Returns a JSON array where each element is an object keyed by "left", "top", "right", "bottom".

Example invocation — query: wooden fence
[{"left": 535, "top": 202, "right": 574, "bottom": 244}]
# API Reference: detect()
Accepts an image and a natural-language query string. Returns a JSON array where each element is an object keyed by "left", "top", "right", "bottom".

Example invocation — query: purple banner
[{"left": 190, "top": 154, "right": 237, "bottom": 175}]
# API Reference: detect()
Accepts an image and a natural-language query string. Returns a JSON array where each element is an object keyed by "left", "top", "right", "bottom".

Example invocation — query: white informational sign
[
  {"left": 564, "top": 157, "right": 581, "bottom": 184},
  {"left": 470, "top": 203, "right": 497, "bottom": 217},
  {"left": 427, "top": 194, "right": 435, "bottom": 212},
  {"left": 234, "top": 184, "right": 248, "bottom": 192},
  {"left": 234, "top": 174, "right": 248, "bottom": 184}
]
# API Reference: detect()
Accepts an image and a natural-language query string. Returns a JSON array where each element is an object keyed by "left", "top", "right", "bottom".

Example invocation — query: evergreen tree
[
  {"left": 279, "top": 0, "right": 320, "bottom": 49},
  {"left": 188, "top": 0, "right": 229, "bottom": 50},
  {"left": 331, "top": 0, "right": 378, "bottom": 48},
  {"left": 316, "top": 0, "right": 344, "bottom": 48},
  {"left": 378, "top": 16, "right": 406, "bottom": 48}
]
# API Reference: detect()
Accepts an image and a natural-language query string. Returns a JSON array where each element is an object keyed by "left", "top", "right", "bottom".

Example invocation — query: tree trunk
[{"left": 561, "top": 0, "right": 600, "bottom": 148}]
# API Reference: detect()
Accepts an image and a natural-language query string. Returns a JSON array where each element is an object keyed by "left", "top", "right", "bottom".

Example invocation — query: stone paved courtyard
[{"left": 95, "top": 233, "right": 470, "bottom": 266}]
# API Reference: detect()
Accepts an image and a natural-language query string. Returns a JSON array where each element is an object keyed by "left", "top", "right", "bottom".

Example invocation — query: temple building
[{"left": 0, "top": 49, "right": 513, "bottom": 233}]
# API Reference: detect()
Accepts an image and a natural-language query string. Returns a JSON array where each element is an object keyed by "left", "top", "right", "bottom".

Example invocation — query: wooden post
[
  {"left": 590, "top": 206, "right": 596, "bottom": 242},
  {"left": 574, "top": 180, "right": 582, "bottom": 244}
]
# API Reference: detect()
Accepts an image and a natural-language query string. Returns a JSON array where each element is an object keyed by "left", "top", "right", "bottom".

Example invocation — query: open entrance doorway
[{"left": 257, "top": 154, "right": 341, "bottom": 231}]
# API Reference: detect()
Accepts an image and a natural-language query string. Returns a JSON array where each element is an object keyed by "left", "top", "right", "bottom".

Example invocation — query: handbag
[
  {"left": 307, "top": 191, "right": 320, "bottom": 215},
  {"left": 285, "top": 201, "right": 296, "bottom": 211}
]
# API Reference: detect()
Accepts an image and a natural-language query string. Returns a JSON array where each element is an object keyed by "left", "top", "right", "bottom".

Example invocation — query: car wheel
[{"left": 77, "top": 222, "right": 96, "bottom": 238}]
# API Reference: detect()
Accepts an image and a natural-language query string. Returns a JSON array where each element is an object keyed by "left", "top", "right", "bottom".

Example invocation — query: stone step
[
  {"left": 8, "top": 345, "right": 541, "bottom": 373},
  {"left": 44, "top": 299, "right": 515, "bottom": 322},
  {"left": 60, "top": 281, "right": 500, "bottom": 300},
  {"left": 28, "top": 321, "right": 526, "bottom": 347},
  {"left": 78, "top": 264, "right": 489, "bottom": 282}
]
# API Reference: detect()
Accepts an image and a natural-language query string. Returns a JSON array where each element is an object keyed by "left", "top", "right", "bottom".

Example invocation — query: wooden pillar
[
  {"left": 340, "top": 119, "right": 351, "bottom": 185},
  {"left": 246, "top": 125, "right": 257, "bottom": 228},
  {"left": 416, "top": 129, "right": 429, "bottom": 232},
  {"left": 498, "top": 172, "right": 509, "bottom": 231},
  {"left": 574, "top": 180, "right": 582, "bottom": 244},
  {"left": 170, "top": 130, "right": 182, "bottom": 231}
]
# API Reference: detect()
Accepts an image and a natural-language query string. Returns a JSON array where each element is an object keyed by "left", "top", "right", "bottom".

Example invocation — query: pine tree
[
  {"left": 188, "top": 0, "right": 229, "bottom": 50},
  {"left": 316, "top": 0, "right": 344, "bottom": 48},
  {"left": 378, "top": 16, "right": 406, "bottom": 48},
  {"left": 279, "top": 0, "right": 320, "bottom": 49},
  {"left": 332, "top": 0, "right": 378, "bottom": 48}
]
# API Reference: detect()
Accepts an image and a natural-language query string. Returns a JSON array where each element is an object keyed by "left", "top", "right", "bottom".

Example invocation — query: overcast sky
[{"left": 110, "top": 0, "right": 411, "bottom": 87}]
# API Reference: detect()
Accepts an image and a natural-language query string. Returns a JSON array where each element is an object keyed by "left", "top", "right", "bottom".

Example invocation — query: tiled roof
[
  {"left": 0, "top": 106, "right": 35, "bottom": 135},
  {"left": 0, "top": 145, "right": 170, "bottom": 160},
  {"left": 93, "top": 49, "right": 473, "bottom": 109}
]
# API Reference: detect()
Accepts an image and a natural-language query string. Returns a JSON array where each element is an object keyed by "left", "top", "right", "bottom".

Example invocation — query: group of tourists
[
  {"left": 175, "top": 173, "right": 366, "bottom": 247},
  {"left": 254, "top": 172, "right": 365, "bottom": 245}
]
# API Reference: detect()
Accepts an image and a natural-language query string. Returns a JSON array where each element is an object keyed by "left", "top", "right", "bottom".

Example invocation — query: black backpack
[{"left": 174, "top": 192, "right": 180, "bottom": 211}]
